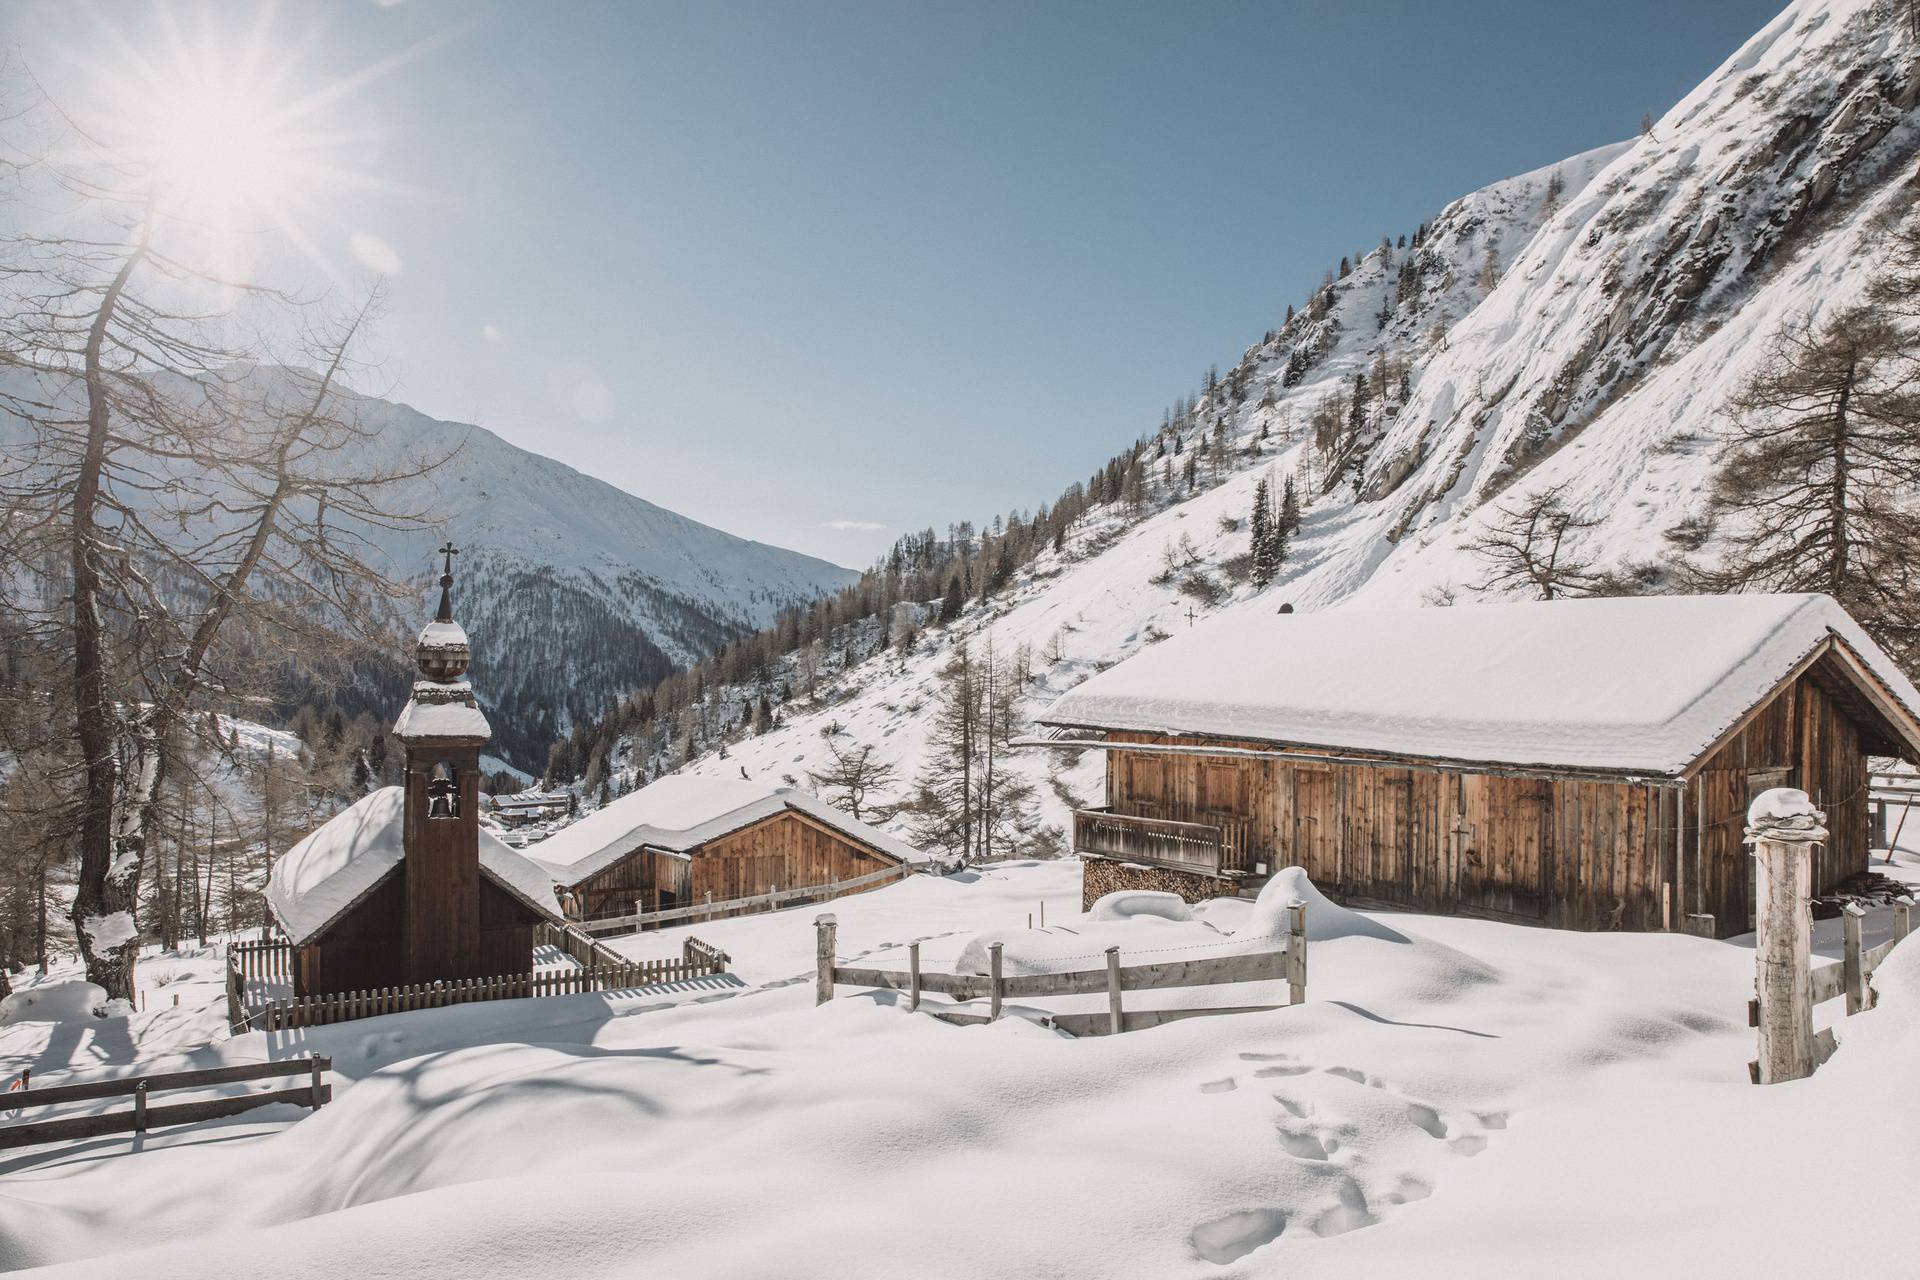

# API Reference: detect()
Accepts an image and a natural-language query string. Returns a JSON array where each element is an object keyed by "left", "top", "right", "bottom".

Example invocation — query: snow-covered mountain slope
[
  {"left": 625, "top": 0, "right": 1920, "bottom": 855},
  {"left": 304, "top": 383, "right": 858, "bottom": 762}
]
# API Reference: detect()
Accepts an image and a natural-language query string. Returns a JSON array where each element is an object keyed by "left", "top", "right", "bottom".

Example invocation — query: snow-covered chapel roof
[
  {"left": 1037, "top": 594, "right": 1920, "bottom": 776},
  {"left": 527, "top": 773, "right": 927, "bottom": 886},
  {"left": 266, "top": 787, "right": 564, "bottom": 946}
]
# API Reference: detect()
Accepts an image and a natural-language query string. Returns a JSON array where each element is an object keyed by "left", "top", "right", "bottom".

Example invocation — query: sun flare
[
  {"left": 52, "top": 5, "right": 428, "bottom": 287},
  {"left": 144, "top": 80, "right": 297, "bottom": 225}
]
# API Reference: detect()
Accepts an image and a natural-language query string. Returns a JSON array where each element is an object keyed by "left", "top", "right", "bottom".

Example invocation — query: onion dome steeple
[{"left": 415, "top": 540, "right": 472, "bottom": 682}]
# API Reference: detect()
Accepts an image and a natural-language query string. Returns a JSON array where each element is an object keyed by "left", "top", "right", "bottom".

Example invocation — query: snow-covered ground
[{"left": 4, "top": 847, "right": 1918, "bottom": 1278}]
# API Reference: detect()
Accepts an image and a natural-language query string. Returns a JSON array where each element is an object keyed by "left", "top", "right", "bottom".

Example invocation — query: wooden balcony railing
[{"left": 1072, "top": 808, "right": 1256, "bottom": 877}]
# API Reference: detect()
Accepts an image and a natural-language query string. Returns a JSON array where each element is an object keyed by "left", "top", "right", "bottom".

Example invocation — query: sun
[
  {"left": 46, "top": 4, "right": 437, "bottom": 287},
  {"left": 145, "top": 79, "right": 299, "bottom": 226}
]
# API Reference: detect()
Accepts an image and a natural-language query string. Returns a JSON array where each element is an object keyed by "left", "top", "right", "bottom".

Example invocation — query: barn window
[{"left": 426, "top": 761, "right": 461, "bottom": 819}]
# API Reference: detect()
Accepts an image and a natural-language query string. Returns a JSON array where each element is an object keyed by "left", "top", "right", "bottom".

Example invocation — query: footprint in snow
[
  {"left": 1191, "top": 1053, "right": 1511, "bottom": 1259},
  {"left": 1190, "top": 1208, "right": 1287, "bottom": 1265}
]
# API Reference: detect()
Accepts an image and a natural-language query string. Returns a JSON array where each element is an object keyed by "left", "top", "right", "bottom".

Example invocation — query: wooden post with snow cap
[
  {"left": 1749, "top": 787, "right": 1825, "bottom": 1084},
  {"left": 814, "top": 914, "right": 837, "bottom": 1006},
  {"left": 1286, "top": 900, "right": 1308, "bottom": 1005},
  {"left": 989, "top": 942, "right": 1004, "bottom": 1021},
  {"left": 908, "top": 942, "right": 921, "bottom": 1012},
  {"left": 1841, "top": 903, "right": 1869, "bottom": 1015},
  {"left": 1105, "top": 947, "right": 1123, "bottom": 1035}
]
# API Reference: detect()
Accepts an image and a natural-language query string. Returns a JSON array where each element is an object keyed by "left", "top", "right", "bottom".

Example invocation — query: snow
[
  {"left": 0, "top": 981, "right": 111, "bottom": 1026},
  {"left": 525, "top": 772, "right": 927, "bottom": 883},
  {"left": 1746, "top": 785, "right": 1828, "bottom": 839},
  {"left": 392, "top": 680, "right": 493, "bottom": 740},
  {"left": 266, "top": 787, "right": 562, "bottom": 945},
  {"left": 78, "top": 912, "right": 138, "bottom": 953},
  {"left": 1040, "top": 594, "right": 1920, "bottom": 775},
  {"left": 1245, "top": 867, "right": 1407, "bottom": 945},
  {"left": 416, "top": 619, "right": 469, "bottom": 650},
  {"left": 1089, "top": 889, "right": 1194, "bottom": 922},
  {"left": 7, "top": 850, "right": 1920, "bottom": 1277}
]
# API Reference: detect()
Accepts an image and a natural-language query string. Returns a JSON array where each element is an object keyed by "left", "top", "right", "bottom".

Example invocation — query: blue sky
[{"left": 10, "top": 0, "right": 1788, "bottom": 567}]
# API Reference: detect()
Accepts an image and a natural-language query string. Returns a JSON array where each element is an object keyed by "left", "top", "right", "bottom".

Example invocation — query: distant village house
[{"left": 528, "top": 774, "right": 927, "bottom": 923}]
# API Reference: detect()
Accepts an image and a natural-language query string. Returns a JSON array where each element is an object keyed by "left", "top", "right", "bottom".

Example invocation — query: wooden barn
[
  {"left": 1031, "top": 594, "right": 1920, "bottom": 938},
  {"left": 266, "top": 547, "right": 564, "bottom": 997},
  {"left": 528, "top": 774, "right": 926, "bottom": 923}
]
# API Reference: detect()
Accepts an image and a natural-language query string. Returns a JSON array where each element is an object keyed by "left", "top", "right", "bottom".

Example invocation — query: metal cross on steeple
[{"left": 434, "top": 541, "right": 459, "bottom": 623}]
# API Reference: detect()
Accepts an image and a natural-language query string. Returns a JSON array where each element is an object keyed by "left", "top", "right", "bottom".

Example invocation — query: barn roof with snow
[
  {"left": 1037, "top": 594, "right": 1920, "bottom": 777},
  {"left": 266, "top": 786, "right": 565, "bottom": 946},
  {"left": 527, "top": 773, "right": 927, "bottom": 887}
]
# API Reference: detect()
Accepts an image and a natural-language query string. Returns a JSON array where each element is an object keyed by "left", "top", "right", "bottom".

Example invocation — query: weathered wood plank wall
[
  {"left": 1099, "top": 663, "right": 1872, "bottom": 937},
  {"left": 569, "top": 810, "right": 901, "bottom": 923}
]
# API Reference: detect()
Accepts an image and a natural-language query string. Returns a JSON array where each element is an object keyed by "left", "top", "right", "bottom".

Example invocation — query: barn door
[
  {"left": 1458, "top": 775, "right": 1550, "bottom": 920},
  {"left": 1289, "top": 768, "right": 1337, "bottom": 885}
]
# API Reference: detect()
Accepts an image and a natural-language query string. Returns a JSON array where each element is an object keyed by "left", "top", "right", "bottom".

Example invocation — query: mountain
[
  {"left": 553, "top": 0, "right": 1920, "bottom": 850},
  {"left": 0, "top": 371, "right": 858, "bottom": 770},
  {"left": 305, "top": 386, "right": 857, "bottom": 763}
]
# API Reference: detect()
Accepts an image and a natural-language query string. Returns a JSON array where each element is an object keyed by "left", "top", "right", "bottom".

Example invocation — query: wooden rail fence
[
  {"left": 814, "top": 903, "right": 1306, "bottom": 1037},
  {"left": 1749, "top": 898, "right": 1912, "bottom": 1081},
  {"left": 1, "top": 1055, "right": 331, "bottom": 1149},
  {"left": 227, "top": 937, "right": 730, "bottom": 1032},
  {"left": 1748, "top": 788, "right": 1916, "bottom": 1083},
  {"left": 579, "top": 862, "right": 911, "bottom": 936}
]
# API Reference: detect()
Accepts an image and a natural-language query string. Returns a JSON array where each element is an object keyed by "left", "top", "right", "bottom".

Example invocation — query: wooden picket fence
[
  {"left": 227, "top": 936, "right": 731, "bottom": 1033},
  {"left": 230, "top": 936, "right": 294, "bottom": 986},
  {"left": 536, "top": 919, "right": 651, "bottom": 970},
  {"left": 814, "top": 904, "right": 1307, "bottom": 1037},
  {"left": 579, "top": 862, "right": 911, "bottom": 936},
  {"left": 1749, "top": 898, "right": 1913, "bottom": 1081},
  {"left": 1, "top": 1055, "right": 331, "bottom": 1150}
]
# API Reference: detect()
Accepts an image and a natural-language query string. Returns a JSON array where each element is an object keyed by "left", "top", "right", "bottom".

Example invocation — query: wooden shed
[
  {"left": 527, "top": 774, "right": 927, "bottom": 923},
  {"left": 1031, "top": 594, "right": 1920, "bottom": 938}
]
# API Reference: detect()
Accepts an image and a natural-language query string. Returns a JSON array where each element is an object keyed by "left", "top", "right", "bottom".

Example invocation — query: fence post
[
  {"left": 908, "top": 942, "right": 922, "bottom": 1012},
  {"left": 1105, "top": 946, "right": 1122, "bottom": 1035},
  {"left": 133, "top": 1080, "right": 148, "bottom": 1133},
  {"left": 989, "top": 942, "right": 1004, "bottom": 1021},
  {"left": 1895, "top": 899, "right": 1914, "bottom": 947},
  {"left": 1842, "top": 902, "right": 1869, "bottom": 1014},
  {"left": 815, "top": 914, "right": 837, "bottom": 1006},
  {"left": 1749, "top": 788, "right": 1825, "bottom": 1084},
  {"left": 309, "top": 1055, "right": 325, "bottom": 1110},
  {"left": 1286, "top": 900, "right": 1308, "bottom": 1005}
]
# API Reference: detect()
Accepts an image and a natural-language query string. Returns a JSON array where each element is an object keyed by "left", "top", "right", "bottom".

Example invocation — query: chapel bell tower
[{"left": 393, "top": 541, "right": 493, "bottom": 981}]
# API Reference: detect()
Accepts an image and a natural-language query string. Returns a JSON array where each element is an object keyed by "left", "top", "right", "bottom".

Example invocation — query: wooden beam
[
  {"left": 1021, "top": 732, "right": 1685, "bottom": 789},
  {"left": 1, "top": 1056, "right": 332, "bottom": 1113}
]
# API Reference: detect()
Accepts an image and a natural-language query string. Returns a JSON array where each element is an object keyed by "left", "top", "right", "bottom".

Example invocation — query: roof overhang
[
  {"left": 1016, "top": 727, "right": 1685, "bottom": 789},
  {"left": 272, "top": 857, "right": 562, "bottom": 948}
]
